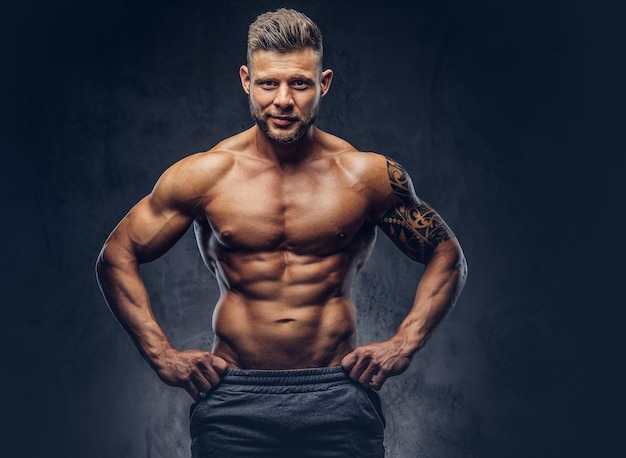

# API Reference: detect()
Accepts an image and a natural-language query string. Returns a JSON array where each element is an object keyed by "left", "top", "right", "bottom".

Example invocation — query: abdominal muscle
[{"left": 209, "top": 250, "right": 360, "bottom": 370}]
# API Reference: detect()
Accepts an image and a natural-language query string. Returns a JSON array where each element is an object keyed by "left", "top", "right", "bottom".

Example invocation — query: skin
[{"left": 96, "top": 47, "right": 467, "bottom": 402}]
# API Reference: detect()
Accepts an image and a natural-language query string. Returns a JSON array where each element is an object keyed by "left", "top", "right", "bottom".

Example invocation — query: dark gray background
[{"left": 2, "top": 0, "right": 624, "bottom": 456}]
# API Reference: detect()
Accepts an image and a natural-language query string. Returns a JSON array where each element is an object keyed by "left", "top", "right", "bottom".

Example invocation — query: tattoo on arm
[{"left": 379, "top": 157, "right": 453, "bottom": 263}]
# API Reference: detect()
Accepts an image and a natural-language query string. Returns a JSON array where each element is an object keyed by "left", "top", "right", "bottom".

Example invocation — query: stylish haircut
[{"left": 247, "top": 8, "right": 323, "bottom": 67}]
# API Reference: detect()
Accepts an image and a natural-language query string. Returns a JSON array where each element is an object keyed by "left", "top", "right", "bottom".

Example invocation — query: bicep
[
  {"left": 108, "top": 194, "right": 194, "bottom": 264},
  {"left": 376, "top": 157, "right": 454, "bottom": 264}
]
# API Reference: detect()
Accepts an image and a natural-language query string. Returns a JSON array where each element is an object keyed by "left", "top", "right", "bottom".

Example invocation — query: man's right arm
[{"left": 95, "top": 156, "right": 228, "bottom": 400}]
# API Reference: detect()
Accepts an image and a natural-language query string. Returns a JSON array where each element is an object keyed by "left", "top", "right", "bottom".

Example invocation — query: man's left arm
[{"left": 342, "top": 156, "right": 468, "bottom": 390}]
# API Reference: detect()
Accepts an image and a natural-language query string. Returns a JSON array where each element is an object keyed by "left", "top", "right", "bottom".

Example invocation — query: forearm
[
  {"left": 96, "top": 243, "right": 174, "bottom": 368},
  {"left": 392, "top": 238, "right": 467, "bottom": 357}
]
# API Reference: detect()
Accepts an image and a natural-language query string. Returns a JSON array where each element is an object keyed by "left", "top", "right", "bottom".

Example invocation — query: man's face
[{"left": 240, "top": 48, "right": 333, "bottom": 144}]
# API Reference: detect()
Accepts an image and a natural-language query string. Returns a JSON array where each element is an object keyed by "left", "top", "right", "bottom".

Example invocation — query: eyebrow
[
  {"left": 253, "top": 71, "right": 316, "bottom": 81},
  {"left": 290, "top": 75, "right": 316, "bottom": 83}
]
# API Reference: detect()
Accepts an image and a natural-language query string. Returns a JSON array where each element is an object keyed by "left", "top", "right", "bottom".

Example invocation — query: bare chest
[{"left": 203, "top": 165, "right": 372, "bottom": 253}]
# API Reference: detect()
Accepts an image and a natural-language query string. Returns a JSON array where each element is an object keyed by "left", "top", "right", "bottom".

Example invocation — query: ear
[
  {"left": 240, "top": 65, "right": 251, "bottom": 94},
  {"left": 320, "top": 69, "right": 333, "bottom": 98}
]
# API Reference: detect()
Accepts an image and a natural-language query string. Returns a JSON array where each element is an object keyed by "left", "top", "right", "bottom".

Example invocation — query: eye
[
  {"left": 258, "top": 81, "right": 278, "bottom": 88},
  {"left": 291, "top": 80, "right": 310, "bottom": 89}
]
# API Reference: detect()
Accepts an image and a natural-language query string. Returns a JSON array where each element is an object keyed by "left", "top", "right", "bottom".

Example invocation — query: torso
[{"left": 188, "top": 127, "right": 390, "bottom": 369}]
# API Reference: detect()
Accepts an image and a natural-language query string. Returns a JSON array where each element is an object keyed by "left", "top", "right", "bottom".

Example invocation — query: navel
[
  {"left": 275, "top": 318, "right": 296, "bottom": 324},
  {"left": 336, "top": 231, "right": 347, "bottom": 240}
]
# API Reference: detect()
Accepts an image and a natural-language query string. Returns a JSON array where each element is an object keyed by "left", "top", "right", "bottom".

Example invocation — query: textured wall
[{"left": 2, "top": 0, "right": 624, "bottom": 457}]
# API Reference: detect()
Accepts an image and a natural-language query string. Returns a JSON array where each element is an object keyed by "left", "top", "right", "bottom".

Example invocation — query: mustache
[{"left": 264, "top": 112, "right": 299, "bottom": 121}]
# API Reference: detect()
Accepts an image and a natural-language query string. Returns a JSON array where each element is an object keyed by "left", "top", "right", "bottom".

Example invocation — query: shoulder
[
  {"left": 334, "top": 150, "right": 410, "bottom": 195},
  {"left": 335, "top": 150, "right": 387, "bottom": 175},
  {"left": 156, "top": 129, "right": 256, "bottom": 193},
  {"left": 150, "top": 144, "right": 245, "bottom": 215},
  {"left": 333, "top": 151, "right": 420, "bottom": 221},
  {"left": 156, "top": 150, "right": 235, "bottom": 195}
]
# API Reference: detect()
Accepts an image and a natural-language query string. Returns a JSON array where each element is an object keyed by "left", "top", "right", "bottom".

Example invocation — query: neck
[{"left": 254, "top": 125, "right": 318, "bottom": 164}]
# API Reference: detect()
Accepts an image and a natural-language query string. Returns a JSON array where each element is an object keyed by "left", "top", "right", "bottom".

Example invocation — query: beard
[{"left": 250, "top": 101, "right": 318, "bottom": 144}]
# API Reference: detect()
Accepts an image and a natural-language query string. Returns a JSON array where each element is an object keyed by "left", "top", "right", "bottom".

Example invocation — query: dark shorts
[{"left": 189, "top": 366, "right": 386, "bottom": 458}]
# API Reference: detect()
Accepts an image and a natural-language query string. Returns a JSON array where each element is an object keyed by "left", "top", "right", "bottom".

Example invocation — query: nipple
[{"left": 218, "top": 230, "right": 234, "bottom": 244}]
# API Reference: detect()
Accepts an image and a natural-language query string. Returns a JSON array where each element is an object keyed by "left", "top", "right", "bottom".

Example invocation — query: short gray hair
[{"left": 247, "top": 8, "right": 323, "bottom": 66}]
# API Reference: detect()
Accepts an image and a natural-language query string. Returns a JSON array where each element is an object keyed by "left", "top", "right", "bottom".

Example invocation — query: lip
[{"left": 271, "top": 116, "right": 296, "bottom": 127}]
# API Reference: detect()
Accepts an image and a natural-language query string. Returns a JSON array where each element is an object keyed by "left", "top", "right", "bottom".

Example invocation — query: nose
[{"left": 273, "top": 84, "right": 293, "bottom": 109}]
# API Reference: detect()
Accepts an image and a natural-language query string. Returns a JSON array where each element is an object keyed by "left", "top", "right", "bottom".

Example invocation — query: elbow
[
  {"left": 95, "top": 243, "right": 112, "bottom": 283},
  {"left": 95, "top": 240, "right": 135, "bottom": 282},
  {"left": 430, "top": 238, "right": 468, "bottom": 287},
  {"left": 447, "top": 239, "right": 468, "bottom": 299},
  {"left": 457, "top": 251, "right": 468, "bottom": 288},
  {"left": 448, "top": 237, "right": 468, "bottom": 283}
]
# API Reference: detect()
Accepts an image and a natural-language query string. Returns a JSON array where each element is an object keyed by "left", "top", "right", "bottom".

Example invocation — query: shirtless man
[{"left": 96, "top": 8, "right": 467, "bottom": 458}]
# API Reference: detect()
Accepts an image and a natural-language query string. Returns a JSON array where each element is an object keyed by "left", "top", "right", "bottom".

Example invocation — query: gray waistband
[{"left": 218, "top": 366, "right": 352, "bottom": 392}]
